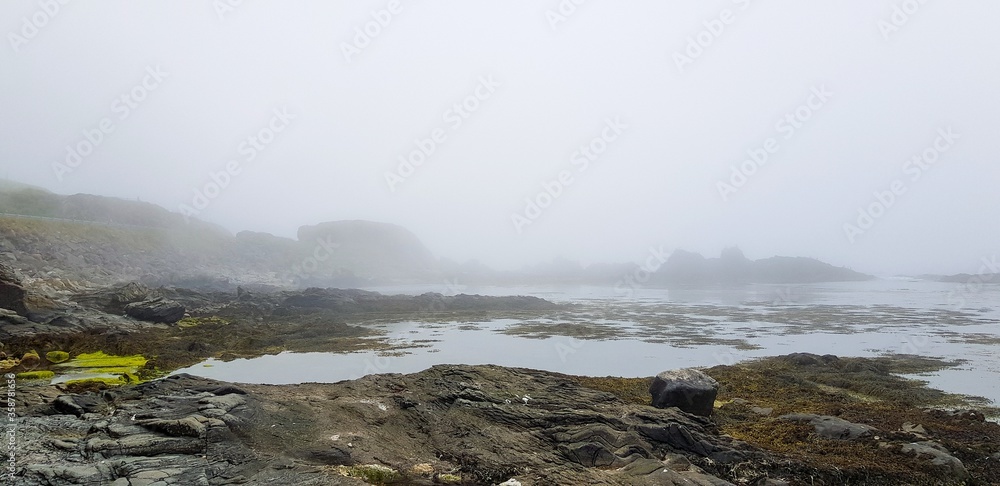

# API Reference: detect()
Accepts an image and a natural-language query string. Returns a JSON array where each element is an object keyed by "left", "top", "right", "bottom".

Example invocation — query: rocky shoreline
[
  {"left": 10, "top": 355, "right": 1000, "bottom": 485},
  {"left": 2, "top": 264, "right": 999, "bottom": 484}
]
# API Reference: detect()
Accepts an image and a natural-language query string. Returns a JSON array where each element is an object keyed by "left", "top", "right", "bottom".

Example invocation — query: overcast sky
[{"left": 1, "top": 1, "right": 998, "bottom": 275}]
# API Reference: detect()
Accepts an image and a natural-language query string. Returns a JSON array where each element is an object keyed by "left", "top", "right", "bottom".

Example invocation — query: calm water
[{"left": 172, "top": 279, "right": 1000, "bottom": 405}]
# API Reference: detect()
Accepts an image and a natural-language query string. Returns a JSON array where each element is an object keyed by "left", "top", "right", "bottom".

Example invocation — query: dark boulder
[
  {"left": 0, "top": 261, "right": 29, "bottom": 315},
  {"left": 124, "top": 297, "right": 185, "bottom": 324},
  {"left": 649, "top": 369, "right": 719, "bottom": 417}
]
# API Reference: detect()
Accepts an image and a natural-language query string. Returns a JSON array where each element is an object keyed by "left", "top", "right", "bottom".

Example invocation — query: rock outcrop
[
  {"left": 280, "top": 287, "right": 557, "bottom": 314},
  {"left": 295, "top": 220, "right": 438, "bottom": 282},
  {"left": 109, "top": 281, "right": 150, "bottom": 310}
]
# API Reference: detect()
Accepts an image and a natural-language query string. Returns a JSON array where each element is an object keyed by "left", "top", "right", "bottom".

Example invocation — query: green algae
[{"left": 15, "top": 370, "right": 54, "bottom": 380}]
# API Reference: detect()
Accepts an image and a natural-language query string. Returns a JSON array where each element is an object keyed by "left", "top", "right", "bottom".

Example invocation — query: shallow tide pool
[{"left": 172, "top": 280, "right": 1000, "bottom": 405}]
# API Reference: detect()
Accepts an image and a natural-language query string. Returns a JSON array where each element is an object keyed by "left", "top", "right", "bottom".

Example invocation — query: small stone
[
  {"left": 662, "top": 452, "right": 691, "bottom": 471},
  {"left": 901, "top": 422, "right": 928, "bottom": 436}
]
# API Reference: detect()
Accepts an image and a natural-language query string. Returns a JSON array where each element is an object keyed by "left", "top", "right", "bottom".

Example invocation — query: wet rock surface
[{"left": 11, "top": 357, "right": 1000, "bottom": 485}]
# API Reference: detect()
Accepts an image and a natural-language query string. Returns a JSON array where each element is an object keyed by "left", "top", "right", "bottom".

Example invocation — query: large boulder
[
  {"left": 124, "top": 297, "right": 185, "bottom": 324},
  {"left": 0, "top": 262, "right": 28, "bottom": 315},
  {"left": 649, "top": 369, "right": 719, "bottom": 417}
]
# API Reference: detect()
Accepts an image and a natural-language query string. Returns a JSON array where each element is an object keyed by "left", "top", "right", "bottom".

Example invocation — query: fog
[{"left": 2, "top": 0, "right": 998, "bottom": 276}]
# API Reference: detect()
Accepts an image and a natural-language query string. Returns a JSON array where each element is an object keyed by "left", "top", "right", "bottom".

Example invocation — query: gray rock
[
  {"left": 86, "top": 434, "right": 204, "bottom": 457},
  {"left": 53, "top": 395, "right": 106, "bottom": 417},
  {"left": 136, "top": 416, "right": 206, "bottom": 438},
  {"left": 110, "top": 281, "right": 150, "bottom": 308},
  {"left": 615, "top": 458, "right": 736, "bottom": 485},
  {"left": 649, "top": 369, "right": 719, "bottom": 417},
  {"left": 124, "top": 297, "right": 185, "bottom": 323},
  {"left": 901, "top": 441, "right": 969, "bottom": 479},
  {"left": 0, "top": 307, "right": 27, "bottom": 324},
  {"left": 778, "top": 413, "right": 876, "bottom": 440}
]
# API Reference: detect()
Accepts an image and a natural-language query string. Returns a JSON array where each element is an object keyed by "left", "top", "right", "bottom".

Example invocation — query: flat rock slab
[{"left": 778, "top": 413, "right": 876, "bottom": 440}]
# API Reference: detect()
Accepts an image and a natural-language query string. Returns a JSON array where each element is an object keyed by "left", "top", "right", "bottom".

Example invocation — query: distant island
[
  {"left": 653, "top": 247, "right": 872, "bottom": 285},
  {"left": 921, "top": 273, "right": 1000, "bottom": 284}
]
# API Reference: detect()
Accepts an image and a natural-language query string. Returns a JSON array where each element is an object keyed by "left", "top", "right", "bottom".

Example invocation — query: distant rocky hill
[
  {"left": 0, "top": 182, "right": 439, "bottom": 288},
  {"left": 296, "top": 220, "right": 437, "bottom": 283},
  {"left": 653, "top": 247, "right": 872, "bottom": 285}
]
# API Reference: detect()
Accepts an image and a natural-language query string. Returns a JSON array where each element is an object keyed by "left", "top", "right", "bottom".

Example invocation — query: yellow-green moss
[
  {"left": 61, "top": 351, "right": 147, "bottom": 372},
  {"left": 45, "top": 350, "right": 70, "bottom": 363},
  {"left": 438, "top": 473, "right": 462, "bottom": 483},
  {"left": 62, "top": 376, "right": 128, "bottom": 387},
  {"left": 15, "top": 370, "right": 54, "bottom": 380}
]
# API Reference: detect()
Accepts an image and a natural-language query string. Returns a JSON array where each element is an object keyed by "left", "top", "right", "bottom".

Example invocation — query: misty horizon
[{"left": 2, "top": 1, "right": 998, "bottom": 276}]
